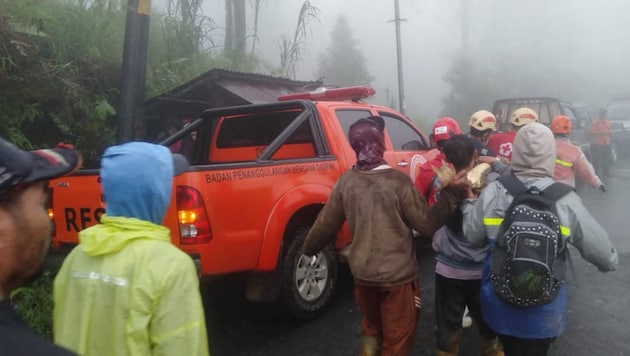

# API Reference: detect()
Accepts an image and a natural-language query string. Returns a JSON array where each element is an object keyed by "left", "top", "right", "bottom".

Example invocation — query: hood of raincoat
[
  {"left": 511, "top": 122, "right": 556, "bottom": 178},
  {"left": 101, "top": 142, "right": 174, "bottom": 224},
  {"left": 348, "top": 123, "right": 387, "bottom": 170},
  {"left": 79, "top": 215, "right": 171, "bottom": 256}
]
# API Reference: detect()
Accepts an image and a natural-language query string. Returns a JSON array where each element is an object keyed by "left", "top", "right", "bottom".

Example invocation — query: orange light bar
[{"left": 278, "top": 86, "right": 376, "bottom": 102}]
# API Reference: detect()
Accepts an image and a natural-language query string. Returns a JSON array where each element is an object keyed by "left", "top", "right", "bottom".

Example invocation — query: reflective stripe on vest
[
  {"left": 482, "top": 217, "right": 571, "bottom": 236},
  {"left": 555, "top": 158, "right": 574, "bottom": 168}
]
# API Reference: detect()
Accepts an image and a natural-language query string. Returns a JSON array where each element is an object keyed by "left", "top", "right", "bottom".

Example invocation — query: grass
[{"left": 10, "top": 270, "right": 55, "bottom": 340}]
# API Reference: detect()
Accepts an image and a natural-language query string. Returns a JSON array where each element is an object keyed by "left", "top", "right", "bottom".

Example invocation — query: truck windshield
[{"left": 607, "top": 102, "right": 630, "bottom": 120}]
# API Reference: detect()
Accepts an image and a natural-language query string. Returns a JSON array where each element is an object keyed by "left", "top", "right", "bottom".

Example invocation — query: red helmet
[
  {"left": 551, "top": 115, "right": 573, "bottom": 134},
  {"left": 432, "top": 117, "right": 462, "bottom": 143}
]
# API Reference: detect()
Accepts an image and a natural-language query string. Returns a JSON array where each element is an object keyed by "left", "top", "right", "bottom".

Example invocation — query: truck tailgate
[{"left": 49, "top": 173, "right": 103, "bottom": 250}]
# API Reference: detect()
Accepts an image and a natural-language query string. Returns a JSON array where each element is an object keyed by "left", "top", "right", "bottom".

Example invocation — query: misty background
[
  {"left": 3, "top": 0, "right": 630, "bottom": 156},
  {"left": 174, "top": 0, "right": 630, "bottom": 127}
]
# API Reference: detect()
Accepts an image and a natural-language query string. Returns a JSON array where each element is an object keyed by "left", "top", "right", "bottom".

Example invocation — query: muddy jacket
[
  {"left": 554, "top": 137, "right": 602, "bottom": 188},
  {"left": 461, "top": 124, "right": 618, "bottom": 339},
  {"left": 303, "top": 166, "right": 459, "bottom": 287}
]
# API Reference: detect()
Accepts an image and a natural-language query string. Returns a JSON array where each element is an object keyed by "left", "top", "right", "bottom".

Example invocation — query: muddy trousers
[
  {"left": 498, "top": 335, "right": 554, "bottom": 356},
  {"left": 354, "top": 279, "right": 422, "bottom": 356},
  {"left": 434, "top": 274, "right": 503, "bottom": 356}
]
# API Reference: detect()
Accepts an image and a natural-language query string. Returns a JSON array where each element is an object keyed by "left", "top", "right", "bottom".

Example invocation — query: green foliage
[
  {"left": 277, "top": 0, "right": 319, "bottom": 79},
  {"left": 10, "top": 271, "right": 55, "bottom": 340},
  {"left": 0, "top": 0, "right": 316, "bottom": 166},
  {"left": 317, "top": 15, "right": 373, "bottom": 87}
]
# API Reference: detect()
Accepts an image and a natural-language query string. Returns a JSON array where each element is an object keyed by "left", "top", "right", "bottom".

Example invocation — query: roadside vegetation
[
  {"left": 10, "top": 271, "right": 55, "bottom": 340},
  {"left": 0, "top": 0, "right": 321, "bottom": 166}
]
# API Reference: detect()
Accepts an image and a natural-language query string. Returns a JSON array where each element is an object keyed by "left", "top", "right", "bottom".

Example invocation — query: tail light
[
  {"left": 176, "top": 186, "right": 212, "bottom": 244},
  {"left": 47, "top": 187, "right": 55, "bottom": 237}
]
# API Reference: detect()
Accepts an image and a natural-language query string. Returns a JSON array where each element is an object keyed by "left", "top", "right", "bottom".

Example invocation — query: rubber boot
[
  {"left": 436, "top": 351, "right": 457, "bottom": 356},
  {"left": 436, "top": 335, "right": 460, "bottom": 356},
  {"left": 359, "top": 335, "right": 380, "bottom": 356},
  {"left": 481, "top": 337, "right": 505, "bottom": 356}
]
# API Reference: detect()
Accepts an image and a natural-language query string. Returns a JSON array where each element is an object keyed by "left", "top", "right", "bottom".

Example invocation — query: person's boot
[
  {"left": 480, "top": 337, "right": 505, "bottom": 356},
  {"left": 436, "top": 335, "right": 460, "bottom": 356},
  {"left": 359, "top": 335, "right": 380, "bottom": 356}
]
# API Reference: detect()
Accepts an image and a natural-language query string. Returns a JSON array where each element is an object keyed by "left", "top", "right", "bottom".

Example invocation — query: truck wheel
[{"left": 280, "top": 227, "right": 338, "bottom": 320}]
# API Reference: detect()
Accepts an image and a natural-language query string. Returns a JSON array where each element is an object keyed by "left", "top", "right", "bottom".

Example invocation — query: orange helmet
[
  {"left": 468, "top": 110, "right": 497, "bottom": 131},
  {"left": 432, "top": 117, "right": 462, "bottom": 143},
  {"left": 551, "top": 115, "right": 573, "bottom": 134},
  {"left": 510, "top": 107, "right": 538, "bottom": 127}
]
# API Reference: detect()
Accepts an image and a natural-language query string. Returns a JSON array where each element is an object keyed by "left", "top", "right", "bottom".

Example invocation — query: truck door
[
  {"left": 333, "top": 109, "right": 396, "bottom": 167},
  {"left": 378, "top": 112, "right": 438, "bottom": 182}
]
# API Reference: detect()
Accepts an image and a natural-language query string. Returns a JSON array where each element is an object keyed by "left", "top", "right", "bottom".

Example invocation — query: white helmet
[
  {"left": 510, "top": 107, "right": 538, "bottom": 127},
  {"left": 468, "top": 110, "right": 497, "bottom": 131}
]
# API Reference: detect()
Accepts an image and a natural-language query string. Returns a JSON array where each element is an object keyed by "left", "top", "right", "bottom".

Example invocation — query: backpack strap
[
  {"left": 541, "top": 182, "right": 574, "bottom": 202},
  {"left": 497, "top": 172, "right": 528, "bottom": 197}
]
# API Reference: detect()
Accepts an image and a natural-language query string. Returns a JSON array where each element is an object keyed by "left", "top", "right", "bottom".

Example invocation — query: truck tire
[{"left": 280, "top": 227, "right": 338, "bottom": 320}]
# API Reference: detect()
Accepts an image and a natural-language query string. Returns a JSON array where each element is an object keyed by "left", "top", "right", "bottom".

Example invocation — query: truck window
[
  {"left": 211, "top": 110, "right": 316, "bottom": 162},
  {"left": 379, "top": 113, "right": 429, "bottom": 150},
  {"left": 335, "top": 110, "right": 372, "bottom": 138}
]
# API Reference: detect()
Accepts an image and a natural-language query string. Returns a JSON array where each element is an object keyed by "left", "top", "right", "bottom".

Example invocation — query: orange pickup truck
[{"left": 48, "top": 86, "right": 438, "bottom": 319}]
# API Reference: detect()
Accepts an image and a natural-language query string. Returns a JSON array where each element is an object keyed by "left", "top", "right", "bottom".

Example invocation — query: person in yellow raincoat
[{"left": 53, "top": 142, "right": 209, "bottom": 356}]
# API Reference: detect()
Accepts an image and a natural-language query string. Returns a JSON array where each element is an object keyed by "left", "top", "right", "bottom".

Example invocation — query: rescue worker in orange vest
[
  {"left": 487, "top": 107, "right": 538, "bottom": 163},
  {"left": 590, "top": 109, "right": 613, "bottom": 177},
  {"left": 551, "top": 115, "right": 605, "bottom": 191}
]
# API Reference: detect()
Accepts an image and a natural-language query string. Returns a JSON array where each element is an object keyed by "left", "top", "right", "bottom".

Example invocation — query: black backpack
[{"left": 490, "top": 173, "right": 573, "bottom": 307}]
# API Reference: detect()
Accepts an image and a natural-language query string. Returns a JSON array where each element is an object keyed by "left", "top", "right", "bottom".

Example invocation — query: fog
[{"left": 178, "top": 0, "right": 630, "bottom": 123}]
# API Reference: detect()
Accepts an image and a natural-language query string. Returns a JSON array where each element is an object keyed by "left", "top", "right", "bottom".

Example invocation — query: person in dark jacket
[
  {"left": 302, "top": 116, "right": 469, "bottom": 356},
  {"left": 427, "top": 135, "right": 504, "bottom": 356},
  {"left": 0, "top": 137, "right": 81, "bottom": 356}
]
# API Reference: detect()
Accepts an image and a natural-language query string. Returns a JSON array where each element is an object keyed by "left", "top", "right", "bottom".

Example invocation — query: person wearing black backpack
[{"left": 460, "top": 122, "right": 619, "bottom": 356}]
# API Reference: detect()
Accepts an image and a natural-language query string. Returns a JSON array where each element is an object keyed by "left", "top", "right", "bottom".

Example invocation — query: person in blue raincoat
[{"left": 461, "top": 123, "right": 618, "bottom": 356}]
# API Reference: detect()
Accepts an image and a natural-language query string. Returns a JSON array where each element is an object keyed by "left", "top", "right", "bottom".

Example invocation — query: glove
[{"left": 598, "top": 184, "right": 606, "bottom": 192}]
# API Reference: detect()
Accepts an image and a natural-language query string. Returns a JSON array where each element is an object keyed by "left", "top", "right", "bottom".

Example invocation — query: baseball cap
[
  {"left": 432, "top": 117, "right": 462, "bottom": 143},
  {"left": 350, "top": 115, "right": 385, "bottom": 133},
  {"left": 0, "top": 137, "right": 83, "bottom": 196},
  {"left": 510, "top": 107, "right": 539, "bottom": 127}
]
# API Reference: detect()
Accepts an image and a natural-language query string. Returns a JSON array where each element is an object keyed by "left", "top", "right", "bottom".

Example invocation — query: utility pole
[
  {"left": 118, "top": 0, "right": 151, "bottom": 143},
  {"left": 388, "top": 0, "right": 406, "bottom": 114},
  {"left": 461, "top": 0, "right": 470, "bottom": 57}
]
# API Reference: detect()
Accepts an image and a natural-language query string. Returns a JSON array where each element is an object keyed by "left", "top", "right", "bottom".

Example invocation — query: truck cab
[{"left": 49, "top": 86, "right": 437, "bottom": 319}]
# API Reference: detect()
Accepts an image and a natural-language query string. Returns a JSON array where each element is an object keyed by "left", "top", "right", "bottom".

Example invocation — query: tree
[
  {"left": 317, "top": 15, "right": 373, "bottom": 87},
  {"left": 224, "top": 0, "right": 246, "bottom": 55}
]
